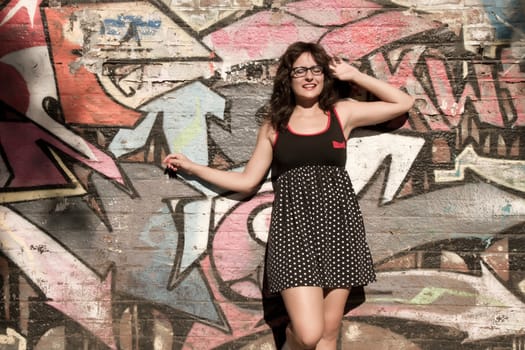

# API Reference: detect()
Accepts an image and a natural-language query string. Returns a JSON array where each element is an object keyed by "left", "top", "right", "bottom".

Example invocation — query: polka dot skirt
[{"left": 266, "top": 165, "right": 376, "bottom": 294}]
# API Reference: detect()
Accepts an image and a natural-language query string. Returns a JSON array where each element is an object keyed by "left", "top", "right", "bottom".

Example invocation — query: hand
[
  {"left": 162, "top": 153, "right": 194, "bottom": 175},
  {"left": 329, "top": 56, "right": 361, "bottom": 82}
]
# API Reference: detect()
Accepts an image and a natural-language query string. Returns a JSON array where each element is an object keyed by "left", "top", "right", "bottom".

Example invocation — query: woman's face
[{"left": 290, "top": 52, "right": 325, "bottom": 104}]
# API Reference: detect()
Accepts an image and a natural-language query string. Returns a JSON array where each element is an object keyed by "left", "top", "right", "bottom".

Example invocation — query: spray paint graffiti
[{"left": 1, "top": 0, "right": 524, "bottom": 349}]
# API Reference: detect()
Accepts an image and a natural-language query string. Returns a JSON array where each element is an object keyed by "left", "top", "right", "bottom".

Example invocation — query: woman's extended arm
[
  {"left": 162, "top": 122, "right": 274, "bottom": 194},
  {"left": 329, "top": 57, "right": 415, "bottom": 135}
]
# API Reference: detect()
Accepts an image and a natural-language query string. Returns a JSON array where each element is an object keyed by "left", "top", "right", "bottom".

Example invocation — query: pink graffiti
[
  {"left": 212, "top": 192, "right": 273, "bottom": 299},
  {"left": 0, "top": 122, "right": 125, "bottom": 187},
  {"left": 208, "top": 11, "right": 325, "bottom": 60},
  {"left": 284, "top": 0, "right": 383, "bottom": 26},
  {"left": 367, "top": 48, "right": 523, "bottom": 130},
  {"left": 368, "top": 48, "right": 443, "bottom": 130},
  {"left": 321, "top": 11, "right": 443, "bottom": 59},
  {"left": 427, "top": 57, "right": 505, "bottom": 127},
  {"left": 207, "top": 5, "right": 524, "bottom": 130}
]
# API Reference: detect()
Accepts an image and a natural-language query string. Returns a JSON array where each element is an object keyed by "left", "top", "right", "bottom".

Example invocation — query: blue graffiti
[
  {"left": 102, "top": 15, "right": 161, "bottom": 37},
  {"left": 481, "top": 0, "right": 525, "bottom": 40}
]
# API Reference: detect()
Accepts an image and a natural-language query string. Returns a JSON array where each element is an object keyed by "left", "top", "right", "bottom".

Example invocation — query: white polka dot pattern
[{"left": 266, "top": 165, "right": 376, "bottom": 294}]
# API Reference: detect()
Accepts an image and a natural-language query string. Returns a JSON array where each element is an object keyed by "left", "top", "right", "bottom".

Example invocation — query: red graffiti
[
  {"left": 0, "top": 0, "right": 46, "bottom": 56},
  {"left": 43, "top": 7, "right": 142, "bottom": 126},
  {"left": 0, "top": 62, "right": 29, "bottom": 113}
]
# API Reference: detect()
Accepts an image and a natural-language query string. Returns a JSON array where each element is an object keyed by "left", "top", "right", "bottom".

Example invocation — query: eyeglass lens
[{"left": 291, "top": 65, "right": 323, "bottom": 77}]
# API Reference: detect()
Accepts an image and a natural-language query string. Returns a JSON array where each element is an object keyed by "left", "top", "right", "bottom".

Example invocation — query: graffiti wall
[{"left": 1, "top": 0, "right": 524, "bottom": 349}]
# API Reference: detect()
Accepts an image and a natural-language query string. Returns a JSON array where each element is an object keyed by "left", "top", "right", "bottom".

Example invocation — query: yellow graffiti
[
  {"left": 171, "top": 97, "right": 205, "bottom": 154},
  {"left": 369, "top": 286, "right": 505, "bottom": 307}
]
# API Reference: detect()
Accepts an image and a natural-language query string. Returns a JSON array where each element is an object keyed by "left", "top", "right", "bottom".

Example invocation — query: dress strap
[{"left": 331, "top": 107, "right": 347, "bottom": 141}]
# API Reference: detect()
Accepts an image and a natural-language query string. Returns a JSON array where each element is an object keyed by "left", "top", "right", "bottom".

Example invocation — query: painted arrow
[
  {"left": 0, "top": 206, "right": 117, "bottom": 349},
  {"left": 0, "top": 120, "right": 126, "bottom": 203},
  {"left": 110, "top": 81, "right": 225, "bottom": 168},
  {"left": 352, "top": 263, "right": 525, "bottom": 342},
  {"left": 90, "top": 163, "right": 226, "bottom": 327},
  {"left": 346, "top": 132, "right": 425, "bottom": 203},
  {"left": 434, "top": 144, "right": 525, "bottom": 193}
]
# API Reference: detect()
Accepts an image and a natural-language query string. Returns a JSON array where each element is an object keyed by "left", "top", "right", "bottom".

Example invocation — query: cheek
[{"left": 291, "top": 80, "right": 302, "bottom": 94}]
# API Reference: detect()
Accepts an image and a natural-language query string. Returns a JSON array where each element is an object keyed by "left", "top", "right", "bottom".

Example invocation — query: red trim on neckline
[
  {"left": 272, "top": 130, "right": 279, "bottom": 147},
  {"left": 286, "top": 113, "right": 331, "bottom": 136}
]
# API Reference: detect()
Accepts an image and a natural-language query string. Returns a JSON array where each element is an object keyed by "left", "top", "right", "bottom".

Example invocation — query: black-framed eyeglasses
[{"left": 290, "top": 65, "right": 324, "bottom": 78}]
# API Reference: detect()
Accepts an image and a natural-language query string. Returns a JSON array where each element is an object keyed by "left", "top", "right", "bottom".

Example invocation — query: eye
[
  {"left": 311, "top": 66, "right": 323, "bottom": 74},
  {"left": 292, "top": 67, "right": 307, "bottom": 76}
]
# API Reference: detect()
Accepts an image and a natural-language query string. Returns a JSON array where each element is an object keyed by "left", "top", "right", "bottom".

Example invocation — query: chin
[{"left": 301, "top": 92, "right": 322, "bottom": 100}]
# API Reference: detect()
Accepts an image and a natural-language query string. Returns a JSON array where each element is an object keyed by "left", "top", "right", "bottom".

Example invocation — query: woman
[{"left": 163, "top": 42, "right": 414, "bottom": 350}]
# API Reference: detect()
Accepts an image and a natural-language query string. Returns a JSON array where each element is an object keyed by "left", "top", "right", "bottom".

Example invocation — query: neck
[
  {"left": 295, "top": 97, "right": 320, "bottom": 109},
  {"left": 293, "top": 103, "right": 324, "bottom": 118}
]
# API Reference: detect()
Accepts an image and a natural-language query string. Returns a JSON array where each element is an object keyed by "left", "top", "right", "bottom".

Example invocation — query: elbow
[
  {"left": 235, "top": 181, "right": 261, "bottom": 196},
  {"left": 236, "top": 186, "right": 253, "bottom": 195},
  {"left": 240, "top": 184, "right": 261, "bottom": 195}
]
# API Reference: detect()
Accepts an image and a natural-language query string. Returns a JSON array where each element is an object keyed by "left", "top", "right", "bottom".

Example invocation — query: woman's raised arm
[
  {"left": 162, "top": 122, "right": 274, "bottom": 194},
  {"left": 329, "top": 57, "right": 415, "bottom": 134}
]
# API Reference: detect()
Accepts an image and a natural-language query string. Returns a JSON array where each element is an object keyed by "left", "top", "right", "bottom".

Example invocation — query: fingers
[
  {"left": 162, "top": 153, "right": 192, "bottom": 175},
  {"left": 329, "top": 56, "right": 341, "bottom": 68},
  {"left": 329, "top": 56, "right": 349, "bottom": 74},
  {"left": 162, "top": 153, "right": 181, "bottom": 168},
  {"left": 162, "top": 153, "right": 173, "bottom": 162},
  {"left": 331, "top": 53, "right": 350, "bottom": 63},
  {"left": 329, "top": 57, "right": 340, "bottom": 71}
]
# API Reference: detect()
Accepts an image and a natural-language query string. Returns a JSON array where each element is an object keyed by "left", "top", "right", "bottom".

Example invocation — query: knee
[
  {"left": 289, "top": 323, "right": 323, "bottom": 349},
  {"left": 295, "top": 332, "right": 323, "bottom": 349}
]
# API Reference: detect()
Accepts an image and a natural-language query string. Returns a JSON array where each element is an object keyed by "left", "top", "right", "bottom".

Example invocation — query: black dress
[{"left": 266, "top": 109, "right": 376, "bottom": 294}]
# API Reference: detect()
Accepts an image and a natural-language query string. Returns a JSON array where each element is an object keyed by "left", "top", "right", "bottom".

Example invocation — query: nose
[{"left": 304, "top": 70, "right": 314, "bottom": 80}]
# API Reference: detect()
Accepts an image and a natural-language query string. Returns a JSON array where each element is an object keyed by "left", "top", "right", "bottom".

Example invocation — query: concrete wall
[{"left": 0, "top": 0, "right": 524, "bottom": 349}]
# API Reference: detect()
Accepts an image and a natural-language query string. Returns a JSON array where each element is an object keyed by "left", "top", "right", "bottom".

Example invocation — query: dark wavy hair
[{"left": 268, "top": 42, "right": 343, "bottom": 131}]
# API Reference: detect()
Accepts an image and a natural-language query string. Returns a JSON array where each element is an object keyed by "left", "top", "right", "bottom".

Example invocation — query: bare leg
[
  {"left": 316, "top": 288, "right": 351, "bottom": 350},
  {"left": 281, "top": 286, "right": 324, "bottom": 349}
]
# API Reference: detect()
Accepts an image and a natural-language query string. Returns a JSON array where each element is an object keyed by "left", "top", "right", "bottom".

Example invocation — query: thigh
[
  {"left": 323, "top": 288, "right": 351, "bottom": 331},
  {"left": 281, "top": 286, "right": 324, "bottom": 333}
]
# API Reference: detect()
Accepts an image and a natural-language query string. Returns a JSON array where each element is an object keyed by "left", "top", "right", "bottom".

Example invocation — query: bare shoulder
[
  {"left": 333, "top": 99, "right": 358, "bottom": 128},
  {"left": 258, "top": 120, "right": 277, "bottom": 144},
  {"left": 334, "top": 98, "right": 358, "bottom": 115}
]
